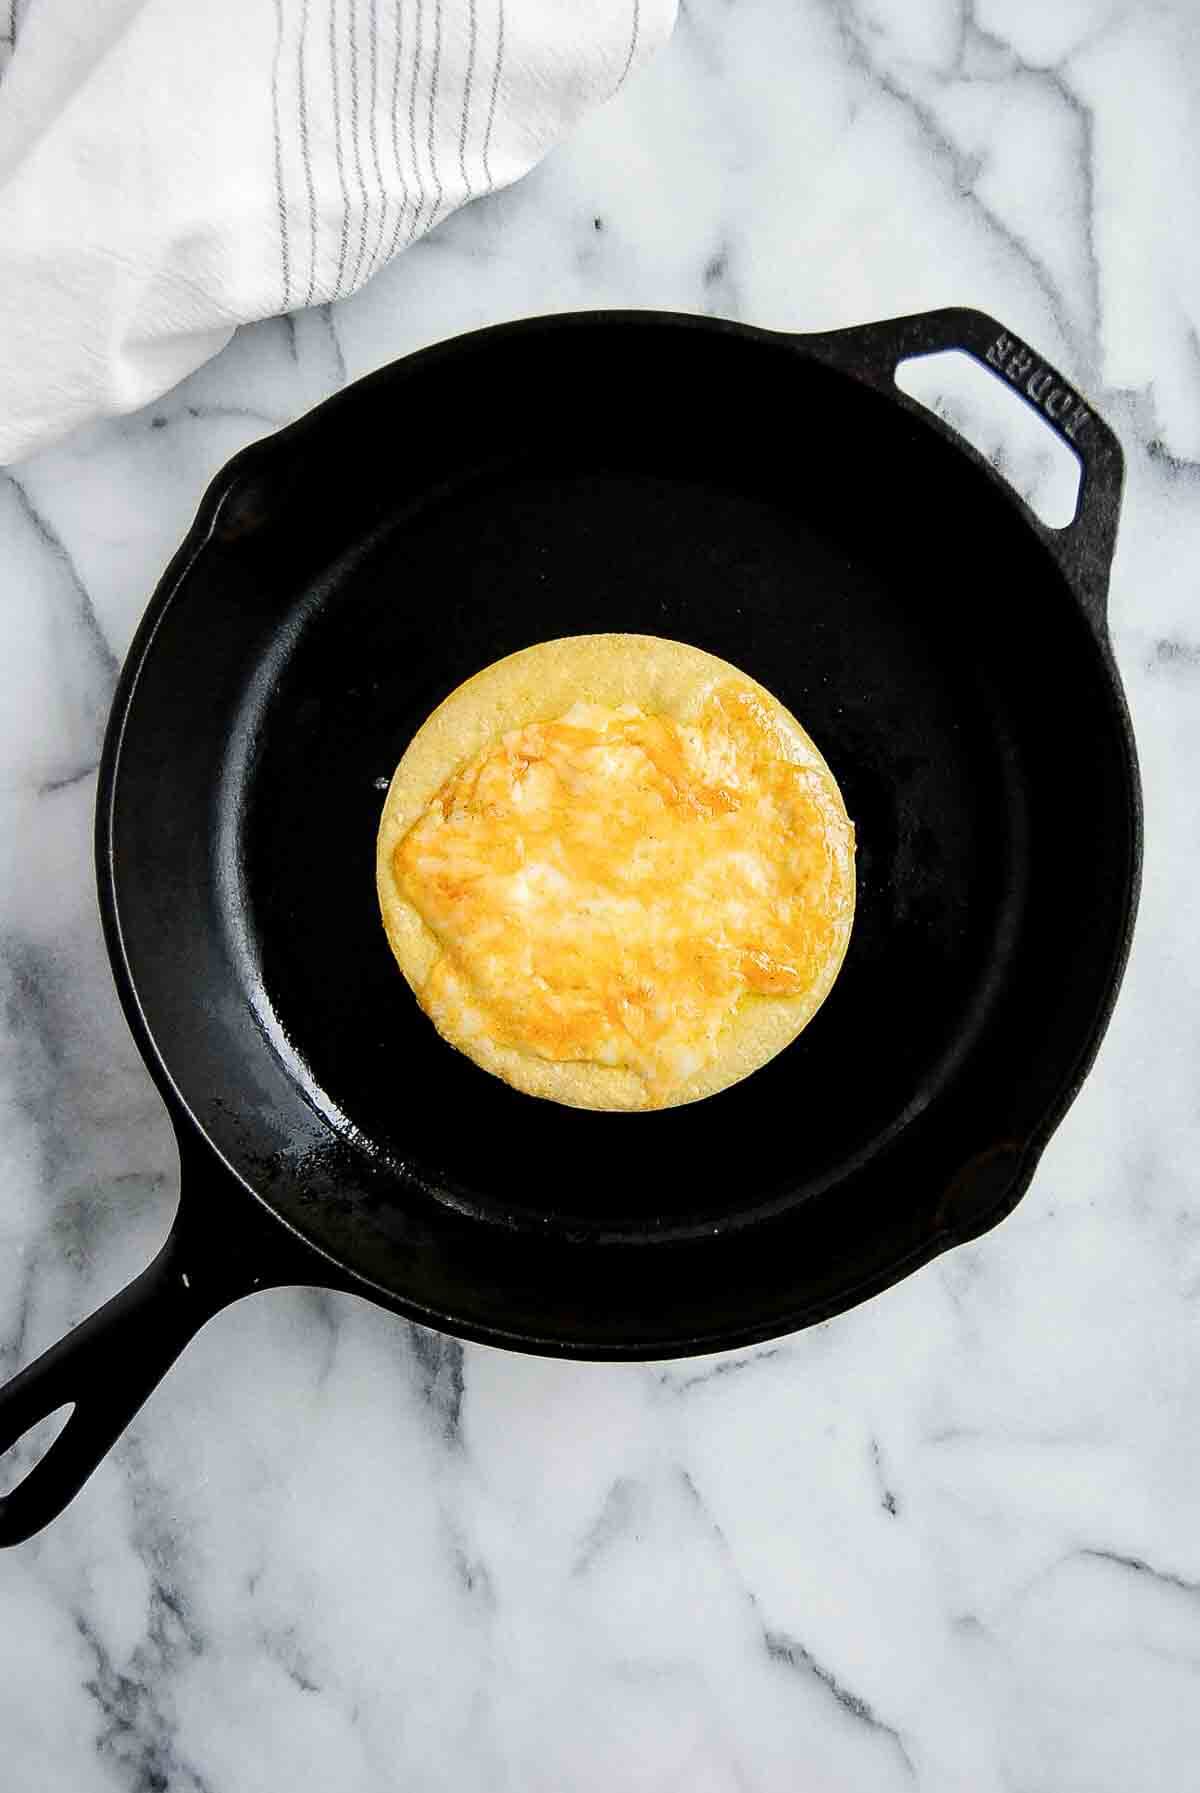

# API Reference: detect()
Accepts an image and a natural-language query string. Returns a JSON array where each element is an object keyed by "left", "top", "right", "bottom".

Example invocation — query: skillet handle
[
  {"left": 0, "top": 1193, "right": 267, "bottom": 1547},
  {"left": 796, "top": 307, "right": 1124, "bottom": 631}
]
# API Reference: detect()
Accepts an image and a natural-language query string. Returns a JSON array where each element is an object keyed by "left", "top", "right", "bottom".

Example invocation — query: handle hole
[
  {"left": 0, "top": 1404, "right": 75, "bottom": 1498},
  {"left": 895, "top": 349, "right": 1081, "bottom": 529}
]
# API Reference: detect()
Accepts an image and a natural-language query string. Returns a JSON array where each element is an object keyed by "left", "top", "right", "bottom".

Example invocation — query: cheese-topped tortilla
[{"left": 376, "top": 635, "right": 855, "bottom": 1111}]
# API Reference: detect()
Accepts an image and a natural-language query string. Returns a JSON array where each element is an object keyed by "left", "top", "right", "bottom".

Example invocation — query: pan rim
[{"left": 95, "top": 306, "right": 1144, "bottom": 1355}]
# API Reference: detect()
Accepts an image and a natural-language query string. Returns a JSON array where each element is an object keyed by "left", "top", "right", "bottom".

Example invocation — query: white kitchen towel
[{"left": 0, "top": 0, "right": 675, "bottom": 463}]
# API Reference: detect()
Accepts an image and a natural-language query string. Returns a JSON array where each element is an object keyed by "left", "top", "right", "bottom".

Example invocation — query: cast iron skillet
[{"left": 0, "top": 307, "right": 1141, "bottom": 1545}]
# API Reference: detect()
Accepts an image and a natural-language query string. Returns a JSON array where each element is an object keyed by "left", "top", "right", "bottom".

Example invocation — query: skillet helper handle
[
  {"left": 799, "top": 307, "right": 1124, "bottom": 630},
  {"left": 0, "top": 1212, "right": 240, "bottom": 1547}
]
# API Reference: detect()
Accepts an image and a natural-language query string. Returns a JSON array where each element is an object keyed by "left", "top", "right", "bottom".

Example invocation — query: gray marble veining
[{"left": 3, "top": 2, "right": 1200, "bottom": 1787}]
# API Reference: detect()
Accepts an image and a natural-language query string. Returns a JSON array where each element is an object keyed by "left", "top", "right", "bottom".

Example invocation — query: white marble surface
[{"left": 3, "top": 1, "right": 1200, "bottom": 1786}]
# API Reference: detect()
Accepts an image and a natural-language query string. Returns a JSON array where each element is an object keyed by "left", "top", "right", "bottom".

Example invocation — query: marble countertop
[{"left": 3, "top": 1, "right": 1200, "bottom": 1787}]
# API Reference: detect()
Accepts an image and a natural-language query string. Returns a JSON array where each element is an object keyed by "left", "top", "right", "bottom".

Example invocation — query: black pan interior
[{"left": 105, "top": 317, "right": 1137, "bottom": 1352}]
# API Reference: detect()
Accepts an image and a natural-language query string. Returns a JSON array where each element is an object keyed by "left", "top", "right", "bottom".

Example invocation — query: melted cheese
[{"left": 391, "top": 682, "right": 853, "bottom": 1107}]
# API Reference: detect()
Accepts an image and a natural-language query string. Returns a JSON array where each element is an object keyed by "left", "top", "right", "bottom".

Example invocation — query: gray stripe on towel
[
  {"left": 298, "top": 0, "right": 319, "bottom": 304},
  {"left": 271, "top": 0, "right": 293, "bottom": 306},
  {"left": 425, "top": 0, "right": 444, "bottom": 229},
  {"left": 482, "top": 0, "right": 504, "bottom": 190},
  {"left": 328, "top": 0, "right": 354, "bottom": 296},
  {"left": 458, "top": 0, "right": 478, "bottom": 202},
  {"left": 405, "top": 0, "right": 427, "bottom": 244},
  {"left": 387, "top": 0, "right": 412, "bottom": 258},
  {"left": 365, "top": 0, "right": 390, "bottom": 273},
  {"left": 347, "top": 0, "right": 372, "bottom": 289}
]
